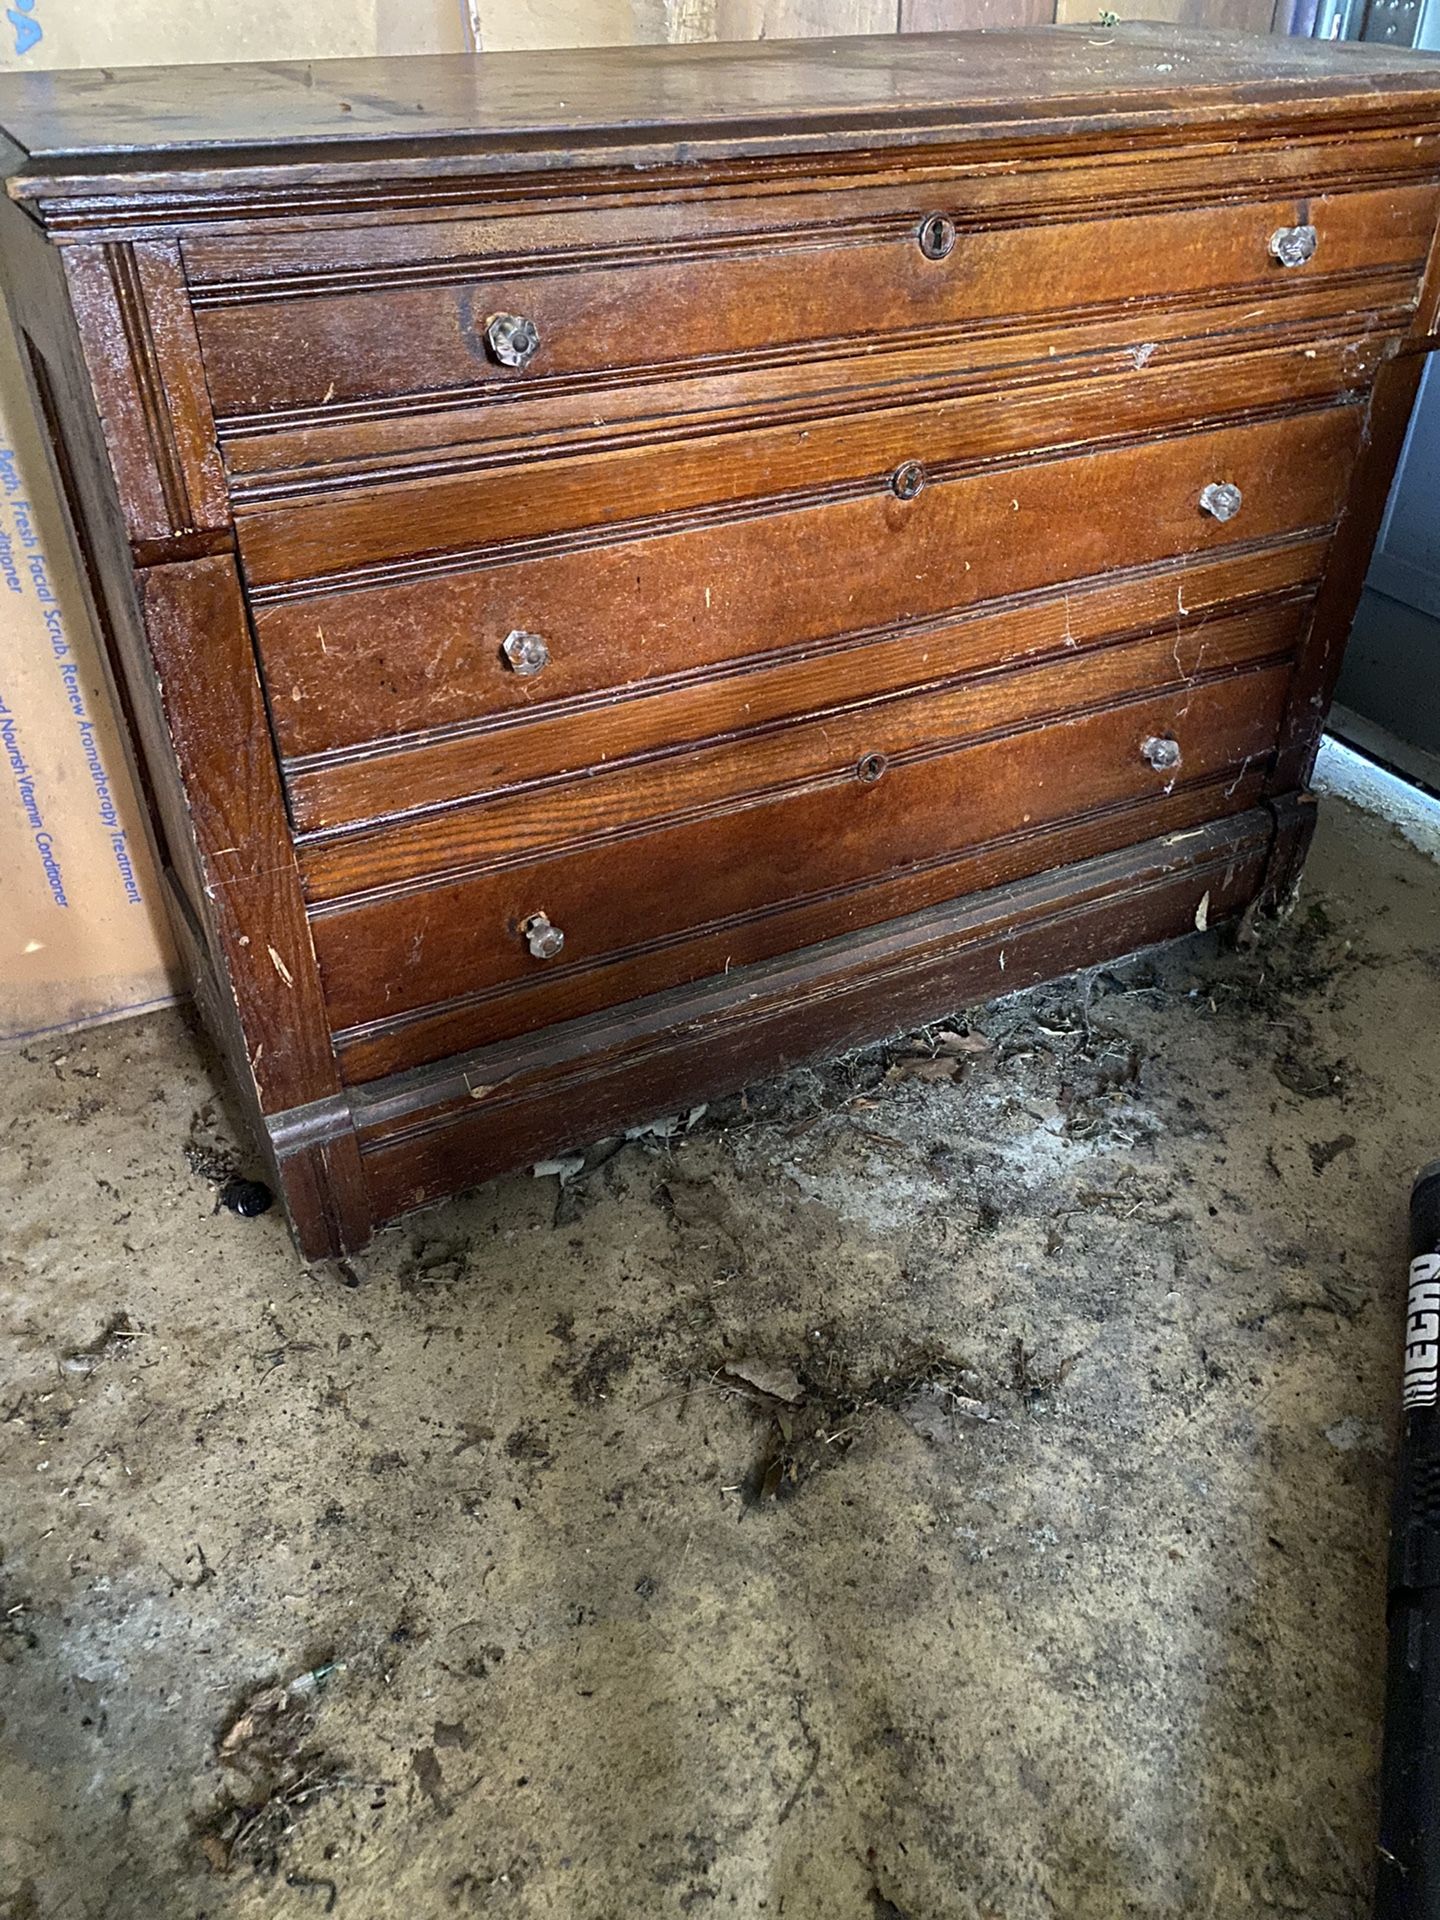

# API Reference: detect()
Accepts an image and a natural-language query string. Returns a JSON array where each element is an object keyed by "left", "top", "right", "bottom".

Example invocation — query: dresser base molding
[{"left": 256, "top": 802, "right": 1304, "bottom": 1260}]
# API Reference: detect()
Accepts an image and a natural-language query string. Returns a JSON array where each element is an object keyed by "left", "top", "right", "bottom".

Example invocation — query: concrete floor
[{"left": 2, "top": 795, "right": 1439, "bottom": 1920}]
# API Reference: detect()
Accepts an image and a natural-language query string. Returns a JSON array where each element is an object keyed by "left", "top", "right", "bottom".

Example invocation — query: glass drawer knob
[
  {"left": 1269, "top": 224, "right": 1318, "bottom": 268},
  {"left": 485, "top": 312, "right": 541, "bottom": 369},
  {"left": 1199, "top": 481, "right": 1243, "bottom": 523},
  {"left": 521, "top": 913, "right": 565, "bottom": 961},
  {"left": 1142, "top": 735, "right": 1182, "bottom": 773},
  {"left": 502, "top": 630, "right": 550, "bottom": 676}
]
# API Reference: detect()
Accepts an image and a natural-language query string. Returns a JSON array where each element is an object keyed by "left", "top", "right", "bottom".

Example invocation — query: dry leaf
[
  {"left": 722, "top": 1358, "right": 805, "bottom": 1405},
  {"left": 909, "top": 1058, "right": 960, "bottom": 1083},
  {"left": 199, "top": 1831, "right": 232, "bottom": 1874},
  {"left": 932, "top": 1029, "right": 992, "bottom": 1057},
  {"left": 533, "top": 1154, "right": 585, "bottom": 1183},
  {"left": 886, "top": 1057, "right": 959, "bottom": 1084},
  {"left": 218, "top": 1685, "right": 288, "bottom": 1756}
]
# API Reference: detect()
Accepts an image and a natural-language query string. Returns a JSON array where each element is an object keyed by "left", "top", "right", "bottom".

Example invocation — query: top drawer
[{"left": 190, "top": 179, "right": 1440, "bottom": 425}]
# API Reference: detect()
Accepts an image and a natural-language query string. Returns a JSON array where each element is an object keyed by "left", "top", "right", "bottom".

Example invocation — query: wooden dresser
[{"left": 2, "top": 29, "right": 1439, "bottom": 1260}]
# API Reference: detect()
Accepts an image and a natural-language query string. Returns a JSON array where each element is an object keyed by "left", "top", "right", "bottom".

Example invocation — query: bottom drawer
[
  {"left": 348, "top": 806, "right": 1287, "bottom": 1223},
  {"left": 313, "top": 644, "right": 1294, "bottom": 1081}
]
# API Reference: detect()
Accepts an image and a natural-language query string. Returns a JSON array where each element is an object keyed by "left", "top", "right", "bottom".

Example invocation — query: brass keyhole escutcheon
[
  {"left": 891, "top": 461, "right": 926, "bottom": 502},
  {"left": 917, "top": 212, "right": 957, "bottom": 261},
  {"left": 857, "top": 752, "right": 889, "bottom": 785}
]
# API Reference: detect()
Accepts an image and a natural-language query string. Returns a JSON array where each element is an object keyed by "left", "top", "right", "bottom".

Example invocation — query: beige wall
[
  {"left": 0, "top": 0, "right": 470, "bottom": 67},
  {"left": 1053, "top": 0, "right": 1278, "bottom": 28}
]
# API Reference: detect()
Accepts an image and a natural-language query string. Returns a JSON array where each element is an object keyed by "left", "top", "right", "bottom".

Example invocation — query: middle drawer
[
  {"left": 271, "top": 400, "right": 1359, "bottom": 839},
  {"left": 236, "top": 329, "right": 1380, "bottom": 594}
]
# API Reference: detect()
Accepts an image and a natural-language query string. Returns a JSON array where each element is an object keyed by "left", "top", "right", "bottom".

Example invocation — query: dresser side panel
[
  {"left": 0, "top": 198, "right": 372, "bottom": 1257},
  {"left": 1271, "top": 349, "right": 1430, "bottom": 791}
]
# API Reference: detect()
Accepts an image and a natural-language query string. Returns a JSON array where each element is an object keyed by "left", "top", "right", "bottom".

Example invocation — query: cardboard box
[{"left": 0, "top": 319, "right": 181, "bottom": 1040}]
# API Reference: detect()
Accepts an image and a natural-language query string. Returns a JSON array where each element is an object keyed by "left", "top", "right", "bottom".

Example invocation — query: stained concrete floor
[{"left": 3, "top": 795, "right": 1439, "bottom": 1920}]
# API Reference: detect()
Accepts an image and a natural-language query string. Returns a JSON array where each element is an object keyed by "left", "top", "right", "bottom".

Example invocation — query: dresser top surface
[{"left": 3, "top": 26, "right": 1440, "bottom": 183}]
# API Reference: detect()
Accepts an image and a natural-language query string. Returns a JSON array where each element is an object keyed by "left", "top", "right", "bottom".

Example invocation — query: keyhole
[
  {"left": 891, "top": 462, "right": 926, "bottom": 502},
  {"left": 918, "top": 212, "right": 957, "bottom": 261}
]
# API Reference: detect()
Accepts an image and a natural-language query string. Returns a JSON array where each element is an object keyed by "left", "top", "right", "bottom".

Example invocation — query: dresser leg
[
  {"left": 269, "top": 1127, "right": 374, "bottom": 1264},
  {"left": 1259, "top": 790, "right": 1321, "bottom": 918}
]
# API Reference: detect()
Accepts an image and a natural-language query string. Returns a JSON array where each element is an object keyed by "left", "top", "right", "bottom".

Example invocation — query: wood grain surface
[
  {"left": 192, "top": 183, "right": 1438, "bottom": 421},
  {"left": 2, "top": 28, "right": 1440, "bottom": 184},
  {"left": 279, "top": 541, "right": 1329, "bottom": 834},
  {"left": 253, "top": 402, "right": 1360, "bottom": 791},
  {"left": 308, "top": 659, "right": 1292, "bottom": 1047}
]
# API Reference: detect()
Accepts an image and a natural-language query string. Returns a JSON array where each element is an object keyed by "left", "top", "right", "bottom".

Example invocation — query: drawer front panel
[
  {"left": 265, "top": 404, "right": 1357, "bottom": 838},
  {"left": 332, "top": 771, "right": 1272, "bottom": 1083},
  {"left": 299, "top": 593, "right": 1302, "bottom": 900},
  {"left": 220, "top": 269, "right": 1419, "bottom": 499},
  {"left": 285, "top": 536, "right": 1330, "bottom": 839},
  {"left": 236, "top": 336, "right": 1379, "bottom": 590},
  {"left": 308, "top": 651, "right": 1294, "bottom": 1047},
  {"left": 182, "top": 143, "right": 1440, "bottom": 313},
  {"left": 194, "top": 182, "right": 1438, "bottom": 423}
]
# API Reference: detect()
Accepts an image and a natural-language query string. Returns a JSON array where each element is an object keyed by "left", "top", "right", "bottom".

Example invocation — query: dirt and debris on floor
[{"left": 1, "top": 794, "right": 1438, "bottom": 1920}]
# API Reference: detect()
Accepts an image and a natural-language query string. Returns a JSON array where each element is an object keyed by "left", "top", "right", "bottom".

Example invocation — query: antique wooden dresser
[{"left": 2, "top": 29, "right": 1439, "bottom": 1259}]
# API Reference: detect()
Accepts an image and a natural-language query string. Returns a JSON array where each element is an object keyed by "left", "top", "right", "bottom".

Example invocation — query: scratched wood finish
[
  {"left": 5, "top": 31, "right": 1440, "bottom": 199},
  {"left": 302, "top": 602, "right": 1300, "bottom": 908},
  {"left": 58, "top": 243, "right": 231, "bottom": 547},
  {"left": 234, "top": 338, "right": 1383, "bottom": 588},
  {"left": 259, "top": 405, "right": 1359, "bottom": 793},
  {"left": 282, "top": 541, "right": 1331, "bottom": 835},
  {"left": 333, "top": 770, "right": 1275, "bottom": 1081},
  {"left": 192, "top": 183, "right": 1439, "bottom": 421},
  {"left": 308, "top": 653, "right": 1293, "bottom": 1037},
  {"left": 177, "top": 132, "right": 1440, "bottom": 295},
  {"left": 219, "top": 276, "right": 1420, "bottom": 502},
  {"left": 2, "top": 30, "right": 1438, "bottom": 1259}
]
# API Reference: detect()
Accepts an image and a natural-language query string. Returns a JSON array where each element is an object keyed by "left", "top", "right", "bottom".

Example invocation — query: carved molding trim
[
  {"left": 283, "top": 545, "right": 1324, "bottom": 787},
  {"left": 221, "top": 289, "right": 1412, "bottom": 507},
  {"left": 266, "top": 1090, "right": 358, "bottom": 1157},
  {"left": 25, "top": 111, "right": 1440, "bottom": 234},
  {"left": 104, "top": 241, "right": 196, "bottom": 536},
  {"left": 243, "top": 390, "right": 1359, "bottom": 605}
]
